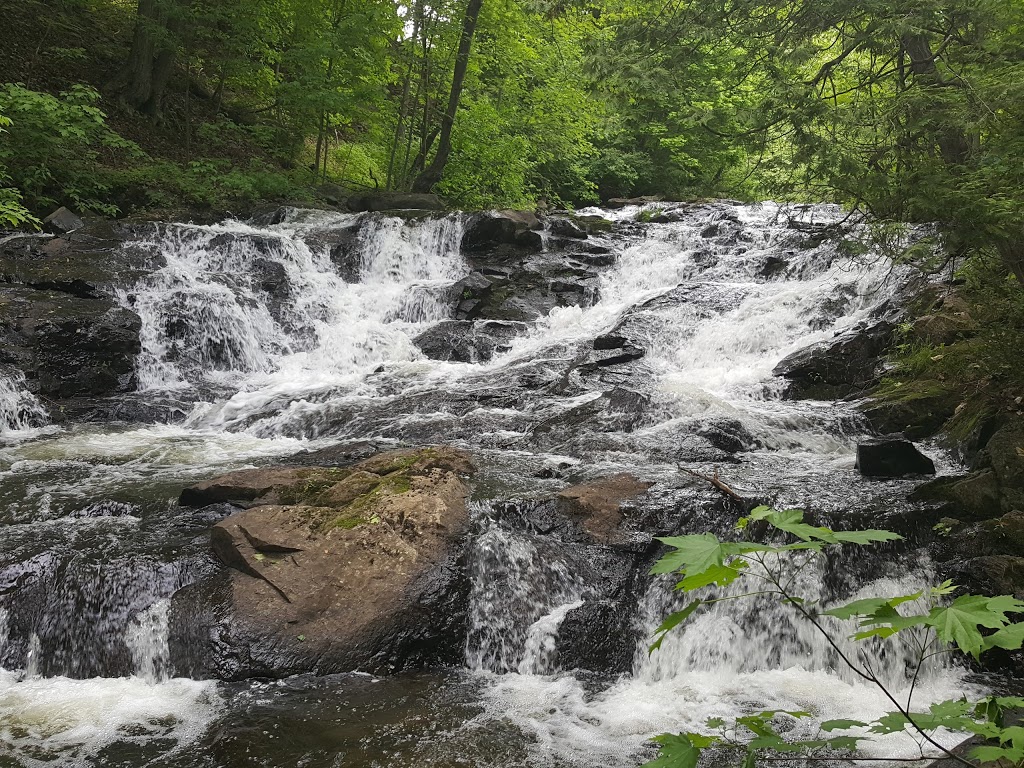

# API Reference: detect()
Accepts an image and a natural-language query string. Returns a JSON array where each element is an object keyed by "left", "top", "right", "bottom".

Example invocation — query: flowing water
[{"left": 0, "top": 202, "right": 973, "bottom": 766}]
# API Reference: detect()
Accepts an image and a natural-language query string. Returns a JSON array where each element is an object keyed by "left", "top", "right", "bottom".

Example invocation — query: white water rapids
[{"left": 0, "top": 202, "right": 972, "bottom": 766}]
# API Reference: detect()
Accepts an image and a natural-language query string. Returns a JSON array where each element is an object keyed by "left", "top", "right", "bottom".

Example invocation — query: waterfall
[
  {"left": 466, "top": 509, "right": 587, "bottom": 674},
  {"left": 123, "top": 212, "right": 466, "bottom": 397},
  {"left": 0, "top": 369, "right": 48, "bottom": 437},
  {"left": 126, "top": 598, "right": 171, "bottom": 683},
  {"left": 1, "top": 201, "right": 972, "bottom": 766}
]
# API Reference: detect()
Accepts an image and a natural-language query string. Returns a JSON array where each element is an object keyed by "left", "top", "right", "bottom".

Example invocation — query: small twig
[{"left": 678, "top": 464, "right": 745, "bottom": 503}]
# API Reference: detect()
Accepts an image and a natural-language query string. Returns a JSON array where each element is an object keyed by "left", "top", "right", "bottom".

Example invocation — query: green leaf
[
  {"left": 649, "top": 600, "right": 703, "bottom": 653},
  {"left": 869, "top": 712, "right": 909, "bottom": 734},
  {"left": 676, "top": 561, "right": 746, "bottom": 591},
  {"left": 706, "top": 717, "right": 725, "bottom": 729},
  {"left": 928, "top": 595, "right": 1024, "bottom": 658},
  {"left": 763, "top": 508, "right": 837, "bottom": 542},
  {"left": 831, "top": 529, "right": 904, "bottom": 545},
  {"left": 823, "top": 593, "right": 922, "bottom": 620},
  {"left": 652, "top": 534, "right": 729, "bottom": 575},
  {"left": 645, "top": 733, "right": 716, "bottom": 768},
  {"left": 972, "top": 745, "right": 1024, "bottom": 765},
  {"left": 820, "top": 719, "right": 868, "bottom": 732},
  {"left": 982, "top": 622, "right": 1024, "bottom": 652}
]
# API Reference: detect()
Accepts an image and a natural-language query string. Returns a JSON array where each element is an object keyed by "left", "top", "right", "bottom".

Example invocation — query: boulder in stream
[
  {"left": 855, "top": 438, "right": 936, "bottom": 478},
  {"left": 773, "top": 320, "right": 894, "bottom": 399},
  {"left": 413, "top": 320, "right": 527, "bottom": 363},
  {"left": 171, "top": 447, "right": 476, "bottom": 679}
]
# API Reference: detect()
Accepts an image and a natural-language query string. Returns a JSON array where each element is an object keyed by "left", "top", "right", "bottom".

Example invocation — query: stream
[{"left": 0, "top": 201, "right": 973, "bottom": 766}]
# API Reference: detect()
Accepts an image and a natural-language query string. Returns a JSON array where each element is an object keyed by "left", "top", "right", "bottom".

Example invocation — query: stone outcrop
[
  {"left": 171, "top": 447, "right": 476, "bottom": 679},
  {"left": 0, "top": 222, "right": 151, "bottom": 400},
  {"left": 773, "top": 320, "right": 894, "bottom": 400},
  {"left": 855, "top": 438, "right": 936, "bottom": 478},
  {"left": 412, "top": 319, "right": 527, "bottom": 363},
  {"left": 349, "top": 192, "right": 445, "bottom": 212},
  {"left": 461, "top": 210, "right": 543, "bottom": 253}
]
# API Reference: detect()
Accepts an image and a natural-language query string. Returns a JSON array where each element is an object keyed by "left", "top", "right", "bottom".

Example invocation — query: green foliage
[
  {"left": 0, "top": 84, "right": 140, "bottom": 216},
  {"left": 645, "top": 507, "right": 1024, "bottom": 768},
  {"left": 0, "top": 114, "right": 38, "bottom": 228}
]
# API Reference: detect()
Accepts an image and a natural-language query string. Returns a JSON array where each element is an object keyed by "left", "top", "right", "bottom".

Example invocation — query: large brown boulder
[{"left": 170, "top": 447, "right": 476, "bottom": 679}]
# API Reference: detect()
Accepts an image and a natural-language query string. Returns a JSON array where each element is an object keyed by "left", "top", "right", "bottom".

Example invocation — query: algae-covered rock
[
  {"left": 985, "top": 418, "right": 1024, "bottom": 512},
  {"left": 170, "top": 447, "right": 476, "bottom": 679},
  {"left": 859, "top": 380, "right": 961, "bottom": 440},
  {"left": 910, "top": 470, "right": 1002, "bottom": 521}
]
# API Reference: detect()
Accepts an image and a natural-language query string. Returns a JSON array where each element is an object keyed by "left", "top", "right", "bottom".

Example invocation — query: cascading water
[
  {"left": 0, "top": 201, "right": 974, "bottom": 767},
  {"left": 0, "top": 370, "right": 48, "bottom": 438}
]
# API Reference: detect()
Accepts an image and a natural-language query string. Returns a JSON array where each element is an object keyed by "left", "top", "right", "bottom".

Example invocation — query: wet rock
[
  {"left": 292, "top": 441, "right": 383, "bottom": 467},
  {"left": 855, "top": 438, "right": 936, "bottom": 478},
  {"left": 462, "top": 211, "right": 542, "bottom": 253},
  {"left": 548, "top": 217, "right": 587, "bottom": 240},
  {"left": 605, "top": 196, "right": 663, "bottom": 209},
  {"left": 574, "top": 215, "right": 613, "bottom": 234},
  {"left": 948, "top": 555, "right": 1024, "bottom": 599},
  {"left": 594, "top": 334, "right": 629, "bottom": 350},
  {"left": 586, "top": 345, "right": 645, "bottom": 369},
  {"left": 932, "top": 511, "right": 1024, "bottom": 562},
  {"left": 985, "top": 418, "right": 1024, "bottom": 512},
  {"left": 252, "top": 258, "right": 289, "bottom": 296},
  {"left": 171, "top": 447, "right": 476, "bottom": 679},
  {"left": 350, "top": 192, "right": 444, "bottom": 212},
  {"left": 533, "top": 388, "right": 650, "bottom": 448},
  {"left": 249, "top": 205, "right": 294, "bottom": 226},
  {"left": 759, "top": 256, "right": 789, "bottom": 278},
  {"left": 179, "top": 448, "right": 473, "bottom": 508},
  {"left": 859, "top": 381, "right": 961, "bottom": 440},
  {"left": 773, "top": 320, "right": 894, "bottom": 399},
  {"left": 42, "top": 206, "right": 84, "bottom": 234},
  {"left": 316, "top": 182, "right": 351, "bottom": 206},
  {"left": 557, "top": 600, "right": 637, "bottom": 674},
  {"left": 696, "top": 419, "right": 758, "bottom": 453},
  {"left": 0, "top": 220, "right": 155, "bottom": 298},
  {"left": 0, "top": 287, "right": 141, "bottom": 398},
  {"left": 413, "top": 320, "right": 527, "bottom": 363},
  {"left": 320, "top": 218, "right": 367, "bottom": 282},
  {"left": 556, "top": 474, "right": 654, "bottom": 544},
  {"left": 911, "top": 470, "right": 1002, "bottom": 522}
]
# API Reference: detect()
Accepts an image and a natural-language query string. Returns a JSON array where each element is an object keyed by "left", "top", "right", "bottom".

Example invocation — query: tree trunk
[
  {"left": 121, "top": 0, "right": 182, "bottom": 120},
  {"left": 900, "top": 32, "right": 971, "bottom": 165},
  {"left": 412, "top": 0, "right": 483, "bottom": 193}
]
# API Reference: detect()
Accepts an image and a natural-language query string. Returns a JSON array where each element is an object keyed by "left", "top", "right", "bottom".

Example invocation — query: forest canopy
[{"left": 3, "top": 0, "right": 1024, "bottom": 281}]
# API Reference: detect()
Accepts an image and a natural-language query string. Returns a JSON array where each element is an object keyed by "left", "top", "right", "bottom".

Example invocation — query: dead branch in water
[{"left": 677, "top": 464, "right": 745, "bottom": 504}]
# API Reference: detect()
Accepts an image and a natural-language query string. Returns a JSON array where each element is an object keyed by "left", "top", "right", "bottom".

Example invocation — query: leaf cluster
[{"left": 646, "top": 507, "right": 1024, "bottom": 768}]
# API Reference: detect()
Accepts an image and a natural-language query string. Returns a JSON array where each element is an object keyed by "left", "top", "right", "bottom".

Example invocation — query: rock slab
[{"left": 171, "top": 447, "right": 476, "bottom": 679}]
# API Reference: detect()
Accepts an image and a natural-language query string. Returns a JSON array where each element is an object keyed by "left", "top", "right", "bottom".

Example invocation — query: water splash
[
  {"left": 0, "top": 370, "right": 48, "bottom": 438},
  {"left": 127, "top": 598, "right": 171, "bottom": 683},
  {"left": 466, "top": 509, "right": 586, "bottom": 674}
]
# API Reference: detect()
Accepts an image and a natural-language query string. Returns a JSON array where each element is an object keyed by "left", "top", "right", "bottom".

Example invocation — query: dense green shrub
[{"left": 0, "top": 84, "right": 140, "bottom": 216}]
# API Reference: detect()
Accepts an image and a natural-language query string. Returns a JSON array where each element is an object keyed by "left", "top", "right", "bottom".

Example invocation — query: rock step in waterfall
[{"left": 0, "top": 201, "right": 983, "bottom": 767}]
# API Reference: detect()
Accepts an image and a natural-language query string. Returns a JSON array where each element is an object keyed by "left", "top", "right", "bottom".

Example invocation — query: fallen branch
[{"left": 677, "top": 464, "right": 745, "bottom": 504}]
